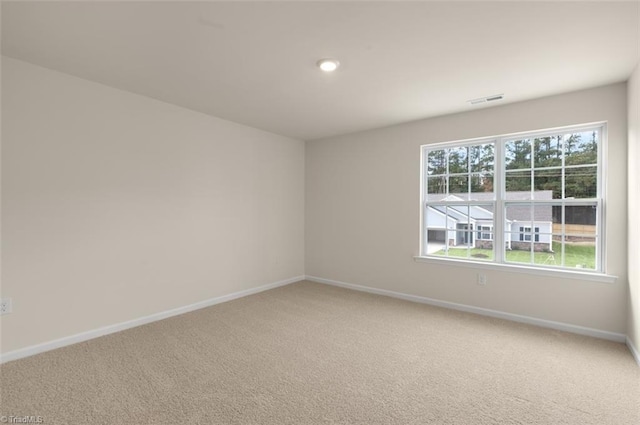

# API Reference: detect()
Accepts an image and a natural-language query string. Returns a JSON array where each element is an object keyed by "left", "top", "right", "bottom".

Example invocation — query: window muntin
[{"left": 421, "top": 124, "right": 604, "bottom": 273}]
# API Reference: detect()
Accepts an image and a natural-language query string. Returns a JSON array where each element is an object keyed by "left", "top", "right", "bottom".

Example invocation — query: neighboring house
[{"left": 426, "top": 191, "right": 553, "bottom": 252}]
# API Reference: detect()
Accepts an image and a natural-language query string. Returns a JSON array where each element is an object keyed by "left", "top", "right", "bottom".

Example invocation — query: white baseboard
[
  {"left": 4, "top": 275, "right": 635, "bottom": 366},
  {"left": 627, "top": 337, "right": 640, "bottom": 366},
  {"left": 305, "top": 275, "right": 627, "bottom": 344},
  {"left": 0, "top": 276, "right": 304, "bottom": 364}
]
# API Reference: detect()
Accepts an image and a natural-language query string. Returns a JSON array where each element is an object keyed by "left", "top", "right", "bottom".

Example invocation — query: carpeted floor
[{"left": 1, "top": 280, "right": 639, "bottom": 424}]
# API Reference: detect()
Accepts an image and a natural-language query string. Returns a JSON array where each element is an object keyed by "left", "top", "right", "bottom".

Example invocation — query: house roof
[
  {"left": 430, "top": 205, "right": 493, "bottom": 222},
  {"left": 427, "top": 191, "right": 553, "bottom": 222}
]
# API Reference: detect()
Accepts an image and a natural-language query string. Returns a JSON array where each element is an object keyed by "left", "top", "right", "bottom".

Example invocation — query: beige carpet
[{"left": 1, "top": 280, "right": 639, "bottom": 424}]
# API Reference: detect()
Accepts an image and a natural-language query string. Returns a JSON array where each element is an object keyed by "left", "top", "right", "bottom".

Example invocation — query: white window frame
[{"left": 417, "top": 122, "right": 612, "bottom": 281}]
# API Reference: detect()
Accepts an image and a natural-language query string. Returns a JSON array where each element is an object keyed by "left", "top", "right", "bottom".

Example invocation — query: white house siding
[
  {"left": 425, "top": 200, "right": 553, "bottom": 251},
  {"left": 509, "top": 221, "right": 553, "bottom": 252},
  {"left": 426, "top": 208, "right": 449, "bottom": 229}
]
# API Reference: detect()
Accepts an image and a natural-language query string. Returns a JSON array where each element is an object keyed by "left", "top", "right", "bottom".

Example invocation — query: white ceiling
[{"left": 2, "top": 1, "right": 639, "bottom": 141}]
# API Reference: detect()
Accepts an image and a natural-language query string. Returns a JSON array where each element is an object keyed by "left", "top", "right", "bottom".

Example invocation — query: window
[
  {"left": 477, "top": 226, "right": 493, "bottom": 241},
  {"left": 519, "top": 227, "right": 540, "bottom": 242},
  {"left": 421, "top": 124, "right": 604, "bottom": 272}
]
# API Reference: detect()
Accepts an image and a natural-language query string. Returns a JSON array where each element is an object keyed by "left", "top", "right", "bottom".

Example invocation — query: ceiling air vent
[{"left": 468, "top": 94, "right": 504, "bottom": 105}]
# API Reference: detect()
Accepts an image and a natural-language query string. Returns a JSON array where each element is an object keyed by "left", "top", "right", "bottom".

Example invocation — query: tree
[
  {"left": 505, "top": 139, "right": 531, "bottom": 170},
  {"left": 445, "top": 144, "right": 495, "bottom": 195},
  {"left": 427, "top": 149, "right": 447, "bottom": 195},
  {"left": 504, "top": 133, "right": 597, "bottom": 199}
]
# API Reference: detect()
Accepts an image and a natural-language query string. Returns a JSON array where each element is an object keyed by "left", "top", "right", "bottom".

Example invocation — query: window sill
[{"left": 413, "top": 256, "right": 617, "bottom": 283}]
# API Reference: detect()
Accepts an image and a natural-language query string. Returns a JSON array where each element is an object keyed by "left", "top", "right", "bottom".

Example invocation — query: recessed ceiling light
[{"left": 317, "top": 58, "right": 340, "bottom": 72}]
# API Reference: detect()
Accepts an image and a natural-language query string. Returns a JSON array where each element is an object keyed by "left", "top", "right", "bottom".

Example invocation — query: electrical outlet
[
  {"left": 0, "top": 298, "right": 12, "bottom": 315},
  {"left": 477, "top": 274, "right": 487, "bottom": 285}
]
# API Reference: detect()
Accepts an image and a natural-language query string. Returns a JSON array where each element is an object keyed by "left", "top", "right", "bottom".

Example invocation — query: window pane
[
  {"left": 552, "top": 235, "right": 563, "bottom": 255},
  {"left": 461, "top": 204, "right": 493, "bottom": 223},
  {"left": 552, "top": 205, "right": 598, "bottom": 231},
  {"left": 427, "top": 176, "right": 447, "bottom": 196},
  {"left": 563, "top": 236, "right": 597, "bottom": 270},
  {"left": 431, "top": 231, "right": 472, "bottom": 259},
  {"left": 470, "top": 143, "right": 494, "bottom": 173},
  {"left": 552, "top": 205, "right": 562, "bottom": 231},
  {"left": 564, "top": 131, "right": 598, "bottom": 166},
  {"left": 449, "top": 175, "right": 469, "bottom": 194},
  {"left": 448, "top": 146, "right": 468, "bottom": 173},
  {"left": 505, "top": 139, "right": 531, "bottom": 170},
  {"left": 471, "top": 173, "right": 494, "bottom": 196},
  {"left": 506, "top": 205, "right": 533, "bottom": 228},
  {"left": 453, "top": 231, "right": 473, "bottom": 249},
  {"left": 449, "top": 205, "right": 471, "bottom": 226},
  {"left": 427, "top": 149, "right": 447, "bottom": 175},
  {"left": 564, "top": 205, "right": 597, "bottom": 228},
  {"left": 533, "top": 205, "right": 554, "bottom": 230},
  {"left": 505, "top": 170, "right": 531, "bottom": 197},
  {"left": 564, "top": 166, "right": 597, "bottom": 198},
  {"left": 533, "top": 240, "right": 563, "bottom": 267},
  {"left": 533, "top": 168, "right": 562, "bottom": 199},
  {"left": 426, "top": 228, "right": 447, "bottom": 255},
  {"left": 425, "top": 206, "right": 451, "bottom": 230},
  {"left": 534, "top": 136, "right": 563, "bottom": 168},
  {"left": 505, "top": 233, "right": 533, "bottom": 264},
  {"left": 505, "top": 204, "right": 553, "bottom": 251}
]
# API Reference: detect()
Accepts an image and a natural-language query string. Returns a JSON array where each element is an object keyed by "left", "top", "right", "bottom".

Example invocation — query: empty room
[{"left": 1, "top": 1, "right": 639, "bottom": 424}]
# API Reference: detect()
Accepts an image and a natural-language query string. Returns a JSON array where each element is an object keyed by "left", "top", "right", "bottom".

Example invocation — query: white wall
[
  {"left": 0, "top": 57, "right": 305, "bottom": 354},
  {"left": 1, "top": 54, "right": 634, "bottom": 357},
  {"left": 628, "top": 63, "right": 640, "bottom": 353},
  {"left": 306, "top": 83, "right": 628, "bottom": 334}
]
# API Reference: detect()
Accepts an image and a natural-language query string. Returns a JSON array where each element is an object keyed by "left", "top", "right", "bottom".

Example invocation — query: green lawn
[{"left": 434, "top": 241, "right": 595, "bottom": 269}]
